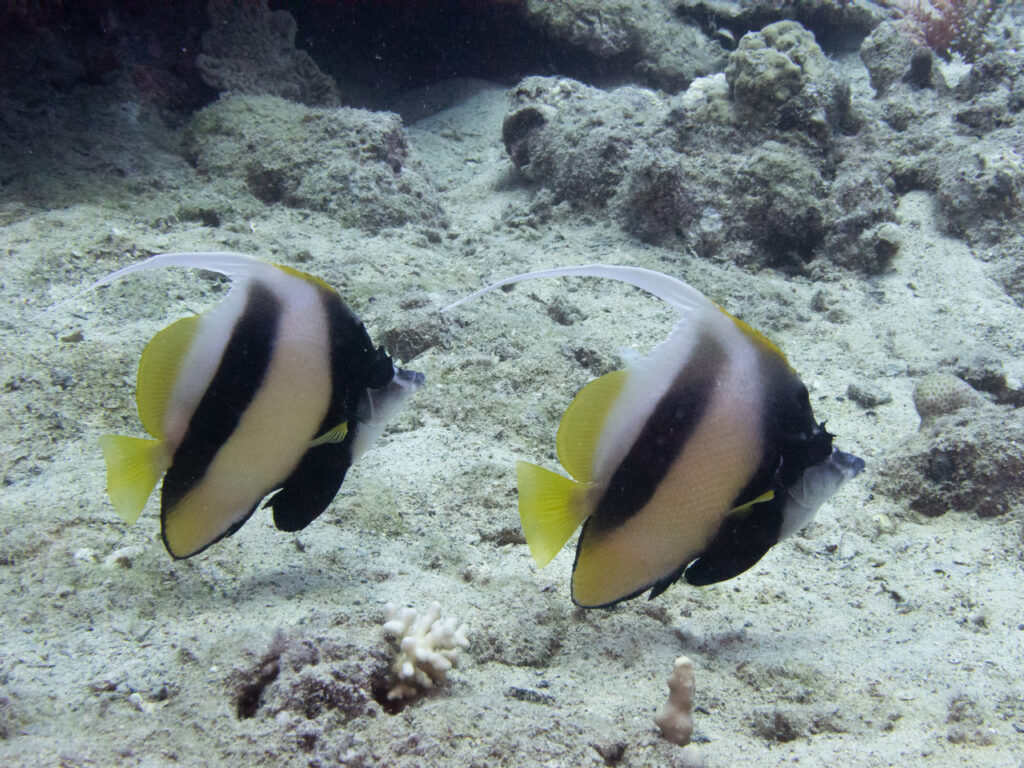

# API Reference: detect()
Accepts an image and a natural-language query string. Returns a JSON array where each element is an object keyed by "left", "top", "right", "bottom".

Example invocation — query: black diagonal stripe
[
  {"left": 726, "top": 347, "right": 829, "bottom": 516},
  {"left": 585, "top": 329, "right": 727, "bottom": 534},
  {"left": 266, "top": 286, "right": 380, "bottom": 532},
  {"left": 726, "top": 353, "right": 804, "bottom": 512},
  {"left": 682, "top": 355, "right": 827, "bottom": 588},
  {"left": 161, "top": 282, "right": 281, "bottom": 514}
]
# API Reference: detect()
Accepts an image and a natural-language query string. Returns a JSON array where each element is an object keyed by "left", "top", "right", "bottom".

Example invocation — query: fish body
[
  {"left": 446, "top": 265, "right": 864, "bottom": 607},
  {"left": 85, "top": 252, "right": 423, "bottom": 558}
]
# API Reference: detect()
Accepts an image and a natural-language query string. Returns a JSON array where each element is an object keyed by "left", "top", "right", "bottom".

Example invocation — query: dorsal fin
[
  {"left": 556, "top": 370, "right": 627, "bottom": 484},
  {"left": 136, "top": 314, "right": 201, "bottom": 439},
  {"left": 40, "top": 251, "right": 276, "bottom": 317},
  {"left": 442, "top": 264, "right": 714, "bottom": 316},
  {"left": 444, "top": 263, "right": 792, "bottom": 366},
  {"left": 75, "top": 251, "right": 270, "bottom": 290},
  {"left": 718, "top": 306, "right": 786, "bottom": 360}
]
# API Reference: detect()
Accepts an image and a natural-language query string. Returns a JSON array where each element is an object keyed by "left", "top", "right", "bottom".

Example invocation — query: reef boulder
[
  {"left": 501, "top": 76, "right": 689, "bottom": 243},
  {"left": 184, "top": 94, "right": 446, "bottom": 232},
  {"left": 196, "top": 0, "right": 340, "bottom": 106},
  {"left": 522, "top": 0, "right": 726, "bottom": 91},
  {"left": 875, "top": 395, "right": 1024, "bottom": 518},
  {"left": 726, "top": 21, "right": 852, "bottom": 142}
]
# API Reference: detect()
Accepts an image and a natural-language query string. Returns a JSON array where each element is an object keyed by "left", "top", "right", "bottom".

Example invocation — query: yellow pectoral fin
[
  {"left": 516, "top": 460, "right": 589, "bottom": 568},
  {"left": 728, "top": 489, "right": 775, "bottom": 516},
  {"left": 99, "top": 435, "right": 170, "bottom": 524},
  {"left": 309, "top": 421, "right": 348, "bottom": 448},
  {"left": 556, "top": 370, "right": 627, "bottom": 483}
]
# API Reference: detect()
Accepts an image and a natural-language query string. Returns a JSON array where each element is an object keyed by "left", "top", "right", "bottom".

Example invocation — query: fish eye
[
  {"left": 808, "top": 426, "right": 833, "bottom": 464},
  {"left": 368, "top": 348, "right": 395, "bottom": 389}
]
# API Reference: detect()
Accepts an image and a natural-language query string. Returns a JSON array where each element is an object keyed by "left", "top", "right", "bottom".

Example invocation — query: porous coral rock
[
  {"left": 860, "top": 20, "right": 923, "bottom": 95},
  {"left": 184, "top": 94, "right": 445, "bottom": 232},
  {"left": 824, "top": 167, "right": 900, "bottom": 272},
  {"left": 502, "top": 77, "right": 670, "bottom": 207},
  {"left": 676, "top": 0, "right": 887, "bottom": 50},
  {"left": 739, "top": 140, "right": 828, "bottom": 264},
  {"left": 501, "top": 44, "right": 908, "bottom": 270},
  {"left": 935, "top": 142, "right": 1024, "bottom": 236},
  {"left": 196, "top": 0, "right": 339, "bottom": 106},
  {"left": 523, "top": 0, "right": 726, "bottom": 91},
  {"left": 726, "top": 21, "right": 851, "bottom": 140},
  {"left": 231, "top": 631, "right": 378, "bottom": 723},
  {"left": 913, "top": 373, "right": 980, "bottom": 425},
  {"left": 875, "top": 404, "right": 1024, "bottom": 518},
  {"left": 382, "top": 602, "right": 469, "bottom": 701},
  {"left": 727, "top": 32, "right": 804, "bottom": 111},
  {"left": 676, "top": 73, "right": 732, "bottom": 124}
]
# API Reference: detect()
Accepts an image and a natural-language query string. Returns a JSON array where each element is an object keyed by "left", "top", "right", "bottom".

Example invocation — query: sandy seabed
[{"left": 2, "top": 61, "right": 1023, "bottom": 768}]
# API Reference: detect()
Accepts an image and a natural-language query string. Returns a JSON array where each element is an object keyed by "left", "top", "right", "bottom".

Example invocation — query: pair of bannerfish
[{"left": 74, "top": 252, "right": 863, "bottom": 608}]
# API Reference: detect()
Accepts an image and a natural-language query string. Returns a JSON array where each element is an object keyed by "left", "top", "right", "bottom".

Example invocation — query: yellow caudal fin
[
  {"left": 99, "top": 434, "right": 169, "bottom": 524},
  {"left": 556, "top": 370, "right": 627, "bottom": 483},
  {"left": 516, "top": 460, "right": 589, "bottom": 568},
  {"left": 136, "top": 314, "right": 200, "bottom": 439}
]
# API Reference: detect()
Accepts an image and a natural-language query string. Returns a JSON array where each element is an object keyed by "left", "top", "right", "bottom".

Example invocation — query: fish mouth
[
  {"left": 395, "top": 366, "right": 426, "bottom": 389},
  {"left": 361, "top": 365, "right": 425, "bottom": 426},
  {"left": 830, "top": 449, "right": 866, "bottom": 479}
]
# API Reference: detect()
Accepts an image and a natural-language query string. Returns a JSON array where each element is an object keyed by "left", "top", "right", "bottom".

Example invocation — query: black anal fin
[
  {"left": 683, "top": 494, "right": 785, "bottom": 587},
  {"left": 265, "top": 439, "right": 354, "bottom": 533},
  {"left": 647, "top": 565, "right": 687, "bottom": 600}
]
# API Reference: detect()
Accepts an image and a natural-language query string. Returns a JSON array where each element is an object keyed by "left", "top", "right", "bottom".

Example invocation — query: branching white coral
[{"left": 381, "top": 601, "right": 469, "bottom": 701}]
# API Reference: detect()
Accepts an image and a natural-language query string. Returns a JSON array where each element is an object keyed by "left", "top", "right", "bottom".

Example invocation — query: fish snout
[
  {"left": 831, "top": 449, "right": 866, "bottom": 480},
  {"left": 395, "top": 366, "right": 426, "bottom": 390}
]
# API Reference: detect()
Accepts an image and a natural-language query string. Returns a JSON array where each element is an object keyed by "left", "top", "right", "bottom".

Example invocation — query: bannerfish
[
  {"left": 445, "top": 264, "right": 864, "bottom": 608},
  {"left": 72, "top": 251, "right": 424, "bottom": 559}
]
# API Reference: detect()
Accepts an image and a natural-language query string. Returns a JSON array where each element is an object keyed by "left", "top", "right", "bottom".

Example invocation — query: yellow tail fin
[
  {"left": 99, "top": 435, "right": 169, "bottom": 524},
  {"left": 516, "top": 460, "right": 589, "bottom": 568}
]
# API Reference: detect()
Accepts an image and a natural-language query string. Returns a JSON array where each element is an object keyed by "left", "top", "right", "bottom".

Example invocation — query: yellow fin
[
  {"left": 556, "top": 370, "right": 627, "bottom": 483},
  {"left": 310, "top": 421, "right": 348, "bottom": 448},
  {"left": 99, "top": 434, "right": 170, "bottom": 524},
  {"left": 517, "top": 460, "right": 588, "bottom": 568},
  {"left": 717, "top": 305, "right": 787, "bottom": 362},
  {"left": 136, "top": 315, "right": 200, "bottom": 439},
  {"left": 275, "top": 262, "right": 334, "bottom": 293},
  {"left": 728, "top": 489, "right": 775, "bottom": 516}
]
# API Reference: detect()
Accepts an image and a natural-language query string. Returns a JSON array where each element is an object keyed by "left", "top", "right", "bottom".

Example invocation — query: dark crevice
[
  {"left": 273, "top": 0, "right": 642, "bottom": 112},
  {"left": 672, "top": 1, "right": 879, "bottom": 55},
  {"left": 234, "top": 655, "right": 281, "bottom": 719},
  {"left": 370, "top": 671, "right": 408, "bottom": 715}
]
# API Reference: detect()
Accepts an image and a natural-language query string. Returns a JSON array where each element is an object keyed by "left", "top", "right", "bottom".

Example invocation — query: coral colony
[{"left": 381, "top": 602, "right": 470, "bottom": 701}]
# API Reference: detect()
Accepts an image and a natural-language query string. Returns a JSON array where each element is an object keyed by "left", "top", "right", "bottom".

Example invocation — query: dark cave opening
[{"left": 270, "top": 0, "right": 626, "bottom": 111}]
